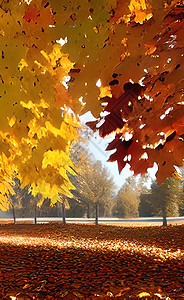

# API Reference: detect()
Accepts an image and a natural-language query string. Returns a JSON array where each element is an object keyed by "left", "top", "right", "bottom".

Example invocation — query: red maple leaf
[{"left": 24, "top": 3, "right": 39, "bottom": 23}]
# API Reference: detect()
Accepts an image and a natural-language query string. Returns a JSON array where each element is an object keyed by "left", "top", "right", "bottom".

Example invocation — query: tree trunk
[
  {"left": 162, "top": 210, "right": 167, "bottom": 226},
  {"left": 57, "top": 201, "right": 62, "bottom": 217},
  {"left": 95, "top": 203, "right": 99, "bottom": 225},
  {"left": 87, "top": 203, "right": 90, "bottom": 218},
  {"left": 34, "top": 200, "right": 37, "bottom": 224},
  {"left": 12, "top": 205, "right": 16, "bottom": 224},
  {"left": 62, "top": 199, "right": 66, "bottom": 225}
]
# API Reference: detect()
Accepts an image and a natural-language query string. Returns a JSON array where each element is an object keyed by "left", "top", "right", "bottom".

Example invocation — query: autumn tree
[
  {"left": 16, "top": 197, "right": 57, "bottom": 218},
  {"left": 9, "top": 177, "right": 27, "bottom": 223},
  {"left": 113, "top": 176, "right": 141, "bottom": 218},
  {"left": 6, "top": 177, "right": 40, "bottom": 223},
  {"left": 139, "top": 172, "right": 184, "bottom": 218},
  {"left": 143, "top": 178, "right": 182, "bottom": 225},
  {"left": 69, "top": 143, "right": 116, "bottom": 219},
  {"left": 179, "top": 190, "right": 184, "bottom": 216},
  {"left": 12, "top": 194, "right": 66, "bottom": 219},
  {"left": 139, "top": 192, "right": 153, "bottom": 217},
  {"left": 178, "top": 167, "right": 184, "bottom": 215},
  {"left": 0, "top": 0, "right": 80, "bottom": 210},
  {"left": 7, "top": 178, "right": 59, "bottom": 221},
  {"left": 0, "top": 177, "right": 23, "bottom": 223},
  {"left": 0, "top": 0, "right": 184, "bottom": 210},
  {"left": 86, "top": 0, "right": 184, "bottom": 185}
]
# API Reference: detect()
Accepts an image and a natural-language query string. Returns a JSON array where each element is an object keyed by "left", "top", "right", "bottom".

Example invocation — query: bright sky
[{"left": 79, "top": 112, "right": 157, "bottom": 189}]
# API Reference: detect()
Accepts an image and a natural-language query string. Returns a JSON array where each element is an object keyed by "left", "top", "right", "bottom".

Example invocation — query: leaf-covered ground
[{"left": 0, "top": 224, "right": 183, "bottom": 299}]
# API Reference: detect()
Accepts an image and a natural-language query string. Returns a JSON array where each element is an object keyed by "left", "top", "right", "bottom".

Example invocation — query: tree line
[
  {"left": 114, "top": 175, "right": 184, "bottom": 226},
  {"left": 3, "top": 144, "right": 184, "bottom": 226}
]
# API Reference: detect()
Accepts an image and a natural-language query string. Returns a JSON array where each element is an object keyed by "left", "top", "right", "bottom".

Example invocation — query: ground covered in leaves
[{"left": 0, "top": 223, "right": 183, "bottom": 299}]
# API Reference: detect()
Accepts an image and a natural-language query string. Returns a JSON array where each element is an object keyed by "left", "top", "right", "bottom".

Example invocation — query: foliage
[
  {"left": 66, "top": 198, "right": 86, "bottom": 218},
  {"left": 0, "top": 223, "right": 183, "bottom": 299},
  {"left": 69, "top": 143, "right": 116, "bottom": 217},
  {"left": 152, "top": 178, "right": 182, "bottom": 217},
  {"left": 0, "top": 177, "right": 30, "bottom": 213},
  {"left": 4, "top": 141, "right": 116, "bottom": 218},
  {"left": 86, "top": 0, "right": 184, "bottom": 184},
  {"left": 12, "top": 194, "right": 58, "bottom": 218},
  {"left": 178, "top": 167, "right": 184, "bottom": 215},
  {"left": 113, "top": 176, "right": 141, "bottom": 218},
  {"left": 7, "top": 179, "right": 68, "bottom": 218},
  {"left": 3, "top": 177, "right": 56, "bottom": 218},
  {"left": 139, "top": 177, "right": 183, "bottom": 219},
  {"left": 0, "top": 177, "right": 15, "bottom": 211},
  {"left": 8, "top": 177, "right": 28, "bottom": 222},
  {"left": 139, "top": 192, "right": 154, "bottom": 217},
  {"left": 0, "top": 0, "right": 80, "bottom": 208},
  {"left": 0, "top": 0, "right": 184, "bottom": 208}
]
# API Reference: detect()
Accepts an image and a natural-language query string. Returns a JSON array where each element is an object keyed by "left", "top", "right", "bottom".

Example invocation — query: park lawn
[{"left": 0, "top": 223, "right": 183, "bottom": 299}]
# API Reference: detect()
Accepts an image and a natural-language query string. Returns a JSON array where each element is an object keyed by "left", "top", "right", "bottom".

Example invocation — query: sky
[
  {"left": 89, "top": 133, "right": 157, "bottom": 189},
  {"left": 79, "top": 112, "right": 157, "bottom": 189}
]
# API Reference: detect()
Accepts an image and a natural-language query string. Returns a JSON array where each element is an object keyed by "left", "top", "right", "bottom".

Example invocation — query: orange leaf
[{"left": 24, "top": 3, "right": 39, "bottom": 23}]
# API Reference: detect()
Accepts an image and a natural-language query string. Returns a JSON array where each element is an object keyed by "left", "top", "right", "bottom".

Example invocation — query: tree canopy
[
  {"left": 69, "top": 143, "right": 116, "bottom": 217},
  {"left": 139, "top": 176, "right": 183, "bottom": 211},
  {"left": 139, "top": 177, "right": 183, "bottom": 225},
  {"left": 0, "top": 0, "right": 184, "bottom": 208}
]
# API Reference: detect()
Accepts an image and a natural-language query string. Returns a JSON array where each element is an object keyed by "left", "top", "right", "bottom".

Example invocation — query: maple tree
[
  {"left": 0, "top": 0, "right": 80, "bottom": 209},
  {"left": 0, "top": 0, "right": 184, "bottom": 209},
  {"left": 85, "top": 0, "right": 184, "bottom": 184}
]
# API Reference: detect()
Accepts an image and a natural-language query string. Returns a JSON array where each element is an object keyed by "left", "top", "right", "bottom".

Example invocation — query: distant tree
[
  {"left": 69, "top": 143, "right": 116, "bottom": 220},
  {"left": 179, "top": 192, "right": 184, "bottom": 216},
  {"left": 178, "top": 167, "right": 184, "bottom": 216},
  {"left": 149, "top": 178, "right": 182, "bottom": 226},
  {"left": 7, "top": 178, "right": 71, "bottom": 222},
  {"left": 7, "top": 178, "right": 43, "bottom": 223},
  {"left": 8, "top": 140, "right": 117, "bottom": 222},
  {"left": 66, "top": 198, "right": 86, "bottom": 218},
  {"left": 139, "top": 193, "right": 154, "bottom": 217},
  {"left": 33, "top": 198, "right": 58, "bottom": 218},
  {"left": 113, "top": 177, "right": 141, "bottom": 218},
  {"left": 8, "top": 177, "right": 29, "bottom": 223},
  {"left": 8, "top": 178, "right": 51, "bottom": 221}
]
